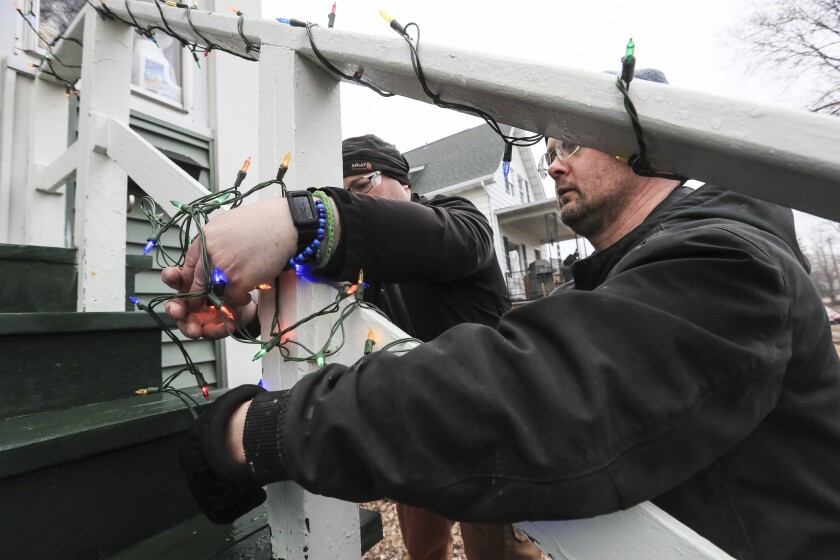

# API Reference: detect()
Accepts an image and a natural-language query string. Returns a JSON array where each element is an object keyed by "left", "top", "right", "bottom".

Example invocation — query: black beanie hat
[{"left": 342, "top": 134, "right": 411, "bottom": 187}]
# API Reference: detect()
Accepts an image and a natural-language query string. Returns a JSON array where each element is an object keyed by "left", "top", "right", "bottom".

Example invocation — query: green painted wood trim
[
  {"left": 105, "top": 506, "right": 383, "bottom": 559},
  {"left": 0, "top": 432, "right": 198, "bottom": 559},
  {"left": 360, "top": 508, "right": 384, "bottom": 555},
  {"left": 0, "top": 311, "right": 175, "bottom": 335},
  {"left": 129, "top": 110, "right": 212, "bottom": 153},
  {"left": 0, "top": 243, "right": 76, "bottom": 264},
  {"left": 0, "top": 326, "right": 161, "bottom": 418},
  {"left": 106, "top": 505, "right": 269, "bottom": 559},
  {"left": 0, "top": 389, "right": 216, "bottom": 479},
  {"left": 126, "top": 254, "right": 154, "bottom": 270}
]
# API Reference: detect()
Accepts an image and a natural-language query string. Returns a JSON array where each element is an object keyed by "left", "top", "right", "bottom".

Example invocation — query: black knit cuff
[{"left": 243, "top": 389, "right": 292, "bottom": 485}]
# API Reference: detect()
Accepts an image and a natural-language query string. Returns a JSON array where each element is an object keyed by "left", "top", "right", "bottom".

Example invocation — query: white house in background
[{"left": 404, "top": 124, "right": 576, "bottom": 300}]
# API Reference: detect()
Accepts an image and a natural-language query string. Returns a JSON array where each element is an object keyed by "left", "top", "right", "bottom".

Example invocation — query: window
[
  {"left": 504, "top": 236, "right": 521, "bottom": 273},
  {"left": 518, "top": 177, "right": 527, "bottom": 203},
  {"left": 131, "top": 33, "right": 184, "bottom": 105},
  {"left": 535, "top": 249, "right": 541, "bottom": 261}
]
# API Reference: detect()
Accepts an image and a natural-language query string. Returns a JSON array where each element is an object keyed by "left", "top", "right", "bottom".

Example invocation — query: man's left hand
[{"left": 180, "top": 384, "right": 267, "bottom": 524}]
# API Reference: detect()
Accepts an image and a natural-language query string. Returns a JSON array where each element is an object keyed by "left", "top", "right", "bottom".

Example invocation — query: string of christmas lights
[
  {"left": 613, "top": 38, "right": 686, "bottom": 181},
  {"left": 132, "top": 155, "right": 421, "bottom": 411}
]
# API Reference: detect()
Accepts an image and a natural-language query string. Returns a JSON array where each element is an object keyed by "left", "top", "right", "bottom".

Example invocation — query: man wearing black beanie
[{"left": 335, "top": 134, "right": 541, "bottom": 560}]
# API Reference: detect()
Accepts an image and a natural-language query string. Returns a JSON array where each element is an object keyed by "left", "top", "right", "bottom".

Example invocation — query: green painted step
[
  {"left": 0, "top": 390, "right": 211, "bottom": 559},
  {"left": 0, "top": 312, "right": 167, "bottom": 419},
  {"left": 107, "top": 505, "right": 383, "bottom": 559},
  {"left": 0, "top": 243, "right": 153, "bottom": 313}
]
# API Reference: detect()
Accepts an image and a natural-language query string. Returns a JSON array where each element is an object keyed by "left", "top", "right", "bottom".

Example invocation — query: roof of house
[{"left": 402, "top": 123, "right": 511, "bottom": 195}]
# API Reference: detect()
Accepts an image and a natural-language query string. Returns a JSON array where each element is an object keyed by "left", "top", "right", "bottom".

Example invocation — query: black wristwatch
[{"left": 287, "top": 191, "right": 320, "bottom": 253}]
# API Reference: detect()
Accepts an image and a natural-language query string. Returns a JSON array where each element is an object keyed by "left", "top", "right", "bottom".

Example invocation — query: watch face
[{"left": 289, "top": 193, "right": 318, "bottom": 224}]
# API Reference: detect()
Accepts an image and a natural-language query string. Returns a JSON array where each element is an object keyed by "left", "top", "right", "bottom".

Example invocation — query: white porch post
[
  {"left": 208, "top": 0, "right": 263, "bottom": 388},
  {"left": 23, "top": 74, "right": 73, "bottom": 248},
  {"left": 73, "top": 8, "right": 133, "bottom": 311},
  {"left": 256, "top": 43, "right": 357, "bottom": 559}
]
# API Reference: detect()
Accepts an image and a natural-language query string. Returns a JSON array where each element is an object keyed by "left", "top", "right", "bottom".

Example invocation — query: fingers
[
  {"left": 182, "top": 242, "right": 208, "bottom": 312},
  {"left": 161, "top": 266, "right": 188, "bottom": 292}
]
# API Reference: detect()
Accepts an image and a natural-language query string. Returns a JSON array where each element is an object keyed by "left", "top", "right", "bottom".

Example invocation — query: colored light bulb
[
  {"left": 502, "top": 142, "right": 513, "bottom": 177},
  {"left": 143, "top": 239, "right": 156, "bottom": 255},
  {"left": 364, "top": 329, "right": 375, "bottom": 354},
  {"left": 219, "top": 305, "right": 235, "bottom": 320},
  {"left": 200, "top": 386, "right": 210, "bottom": 400},
  {"left": 129, "top": 296, "right": 140, "bottom": 305},
  {"left": 276, "top": 17, "right": 291, "bottom": 24},
  {"left": 212, "top": 267, "right": 228, "bottom": 285},
  {"left": 625, "top": 38, "right": 635, "bottom": 60}
]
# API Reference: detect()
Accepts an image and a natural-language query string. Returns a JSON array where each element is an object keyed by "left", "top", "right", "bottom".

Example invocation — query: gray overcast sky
[{"left": 261, "top": 0, "right": 834, "bottom": 249}]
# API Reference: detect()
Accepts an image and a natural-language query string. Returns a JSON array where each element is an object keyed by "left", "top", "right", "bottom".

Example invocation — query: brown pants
[{"left": 396, "top": 503, "right": 542, "bottom": 560}]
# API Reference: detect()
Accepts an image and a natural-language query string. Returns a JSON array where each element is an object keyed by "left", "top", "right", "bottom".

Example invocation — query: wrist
[
  {"left": 243, "top": 390, "right": 292, "bottom": 484},
  {"left": 286, "top": 192, "right": 326, "bottom": 269},
  {"left": 226, "top": 400, "right": 251, "bottom": 464}
]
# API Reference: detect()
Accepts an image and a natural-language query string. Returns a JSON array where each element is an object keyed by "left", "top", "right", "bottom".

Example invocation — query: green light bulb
[{"left": 625, "top": 38, "right": 635, "bottom": 59}]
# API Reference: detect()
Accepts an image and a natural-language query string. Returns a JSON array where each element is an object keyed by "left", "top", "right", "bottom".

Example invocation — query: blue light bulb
[
  {"left": 129, "top": 296, "right": 140, "bottom": 305},
  {"left": 258, "top": 379, "right": 264, "bottom": 388},
  {"left": 503, "top": 161, "right": 510, "bottom": 177},
  {"left": 276, "top": 17, "right": 291, "bottom": 24},
  {"left": 143, "top": 239, "right": 156, "bottom": 255},
  {"left": 212, "top": 267, "right": 228, "bottom": 285}
]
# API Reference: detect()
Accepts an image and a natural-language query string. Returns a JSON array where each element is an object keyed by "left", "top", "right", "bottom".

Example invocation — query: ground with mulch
[{"left": 361, "top": 500, "right": 467, "bottom": 560}]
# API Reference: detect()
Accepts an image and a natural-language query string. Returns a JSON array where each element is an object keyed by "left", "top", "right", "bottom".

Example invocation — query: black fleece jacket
[{"left": 245, "top": 185, "right": 840, "bottom": 560}]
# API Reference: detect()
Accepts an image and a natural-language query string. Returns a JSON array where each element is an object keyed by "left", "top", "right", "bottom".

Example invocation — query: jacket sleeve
[
  {"left": 316, "top": 188, "right": 497, "bottom": 284},
  {"left": 251, "top": 223, "right": 795, "bottom": 522}
]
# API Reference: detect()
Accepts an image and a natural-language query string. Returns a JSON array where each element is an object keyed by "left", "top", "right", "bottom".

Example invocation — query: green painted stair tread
[
  {"left": 106, "top": 505, "right": 383, "bottom": 559},
  {"left": 0, "top": 388, "right": 215, "bottom": 478},
  {"left": 0, "top": 310, "right": 173, "bottom": 335}
]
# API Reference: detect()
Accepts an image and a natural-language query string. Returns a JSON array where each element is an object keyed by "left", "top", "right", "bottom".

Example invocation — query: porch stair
[{"left": 0, "top": 243, "right": 382, "bottom": 558}]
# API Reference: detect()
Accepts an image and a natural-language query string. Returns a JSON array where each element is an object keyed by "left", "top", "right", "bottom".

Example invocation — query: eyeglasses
[
  {"left": 346, "top": 170, "right": 382, "bottom": 194},
  {"left": 537, "top": 140, "right": 581, "bottom": 179}
]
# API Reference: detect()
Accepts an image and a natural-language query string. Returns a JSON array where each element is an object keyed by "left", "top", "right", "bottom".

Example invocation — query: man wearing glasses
[
  {"left": 172, "top": 74, "right": 840, "bottom": 559},
  {"left": 339, "top": 134, "right": 541, "bottom": 560}
]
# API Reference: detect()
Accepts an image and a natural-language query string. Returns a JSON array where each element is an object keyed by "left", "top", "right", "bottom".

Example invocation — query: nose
[{"left": 548, "top": 154, "right": 571, "bottom": 180}]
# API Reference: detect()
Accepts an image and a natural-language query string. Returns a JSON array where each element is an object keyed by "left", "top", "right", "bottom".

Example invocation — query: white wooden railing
[{"left": 26, "top": 1, "right": 840, "bottom": 558}]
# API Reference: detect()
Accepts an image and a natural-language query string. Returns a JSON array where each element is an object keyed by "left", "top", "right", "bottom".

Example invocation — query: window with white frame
[
  {"left": 131, "top": 32, "right": 184, "bottom": 105},
  {"left": 130, "top": 0, "right": 186, "bottom": 106}
]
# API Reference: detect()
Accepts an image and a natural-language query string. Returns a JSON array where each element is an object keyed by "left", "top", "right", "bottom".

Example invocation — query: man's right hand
[
  {"left": 161, "top": 277, "right": 258, "bottom": 340},
  {"left": 159, "top": 198, "right": 299, "bottom": 338}
]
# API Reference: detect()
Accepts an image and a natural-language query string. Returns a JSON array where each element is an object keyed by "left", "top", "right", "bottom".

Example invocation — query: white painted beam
[
  {"left": 93, "top": 113, "right": 211, "bottom": 205},
  {"left": 0, "top": 63, "right": 17, "bottom": 242},
  {"left": 97, "top": 2, "right": 840, "bottom": 222},
  {"left": 35, "top": 141, "right": 80, "bottom": 194},
  {"left": 73, "top": 8, "right": 133, "bottom": 311},
  {"left": 517, "top": 502, "right": 733, "bottom": 560},
  {"left": 24, "top": 71, "right": 70, "bottom": 246}
]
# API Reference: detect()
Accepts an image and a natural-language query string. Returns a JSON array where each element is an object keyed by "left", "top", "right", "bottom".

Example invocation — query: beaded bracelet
[
  {"left": 288, "top": 198, "right": 326, "bottom": 269},
  {"left": 312, "top": 190, "right": 336, "bottom": 269}
]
